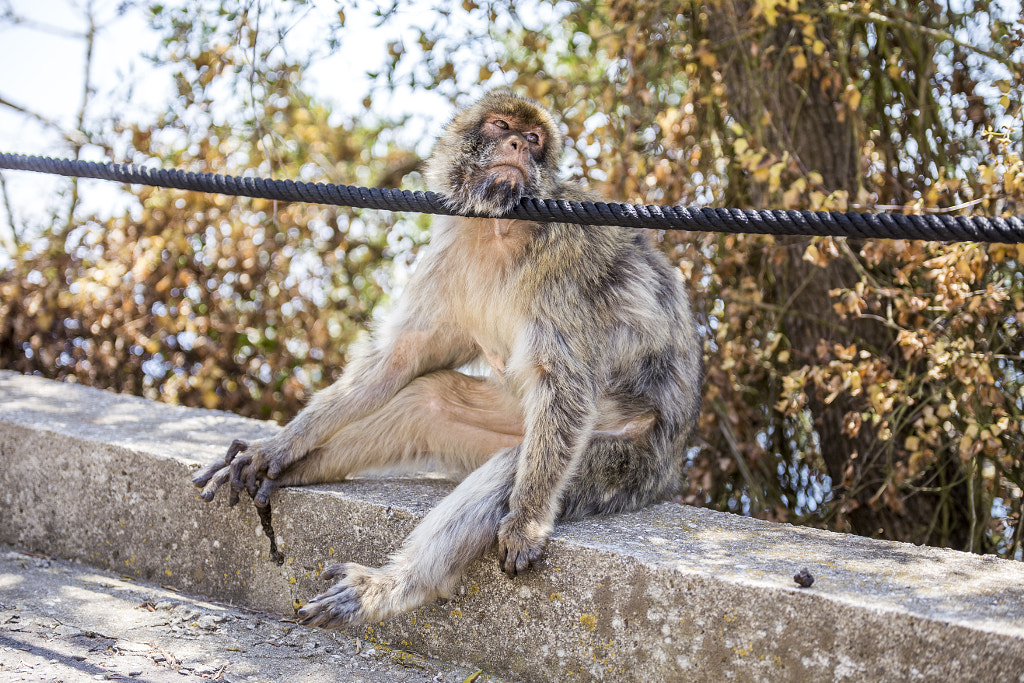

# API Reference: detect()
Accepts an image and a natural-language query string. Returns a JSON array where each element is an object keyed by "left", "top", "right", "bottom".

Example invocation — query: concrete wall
[{"left": 1, "top": 369, "right": 1023, "bottom": 682}]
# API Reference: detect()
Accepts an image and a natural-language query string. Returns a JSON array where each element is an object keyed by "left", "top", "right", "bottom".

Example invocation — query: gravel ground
[{"left": 0, "top": 545, "right": 505, "bottom": 683}]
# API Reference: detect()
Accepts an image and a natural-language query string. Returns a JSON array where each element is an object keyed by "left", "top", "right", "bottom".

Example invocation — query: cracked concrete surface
[
  {"left": 0, "top": 546, "right": 500, "bottom": 682},
  {"left": 2, "top": 370, "right": 1024, "bottom": 681}
]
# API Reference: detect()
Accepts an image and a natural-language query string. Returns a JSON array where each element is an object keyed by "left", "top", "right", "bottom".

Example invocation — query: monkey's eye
[
  {"left": 493, "top": 119, "right": 509, "bottom": 130},
  {"left": 524, "top": 132, "right": 540, "bottom": 145}
]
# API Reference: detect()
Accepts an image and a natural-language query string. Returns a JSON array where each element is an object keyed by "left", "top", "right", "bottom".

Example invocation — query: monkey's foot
[
  {"left": 297, "top": 563, "right": 410, "bottom": 628},
  {"left": 496, "top": 514, "right": 550, "bottom": 577}
]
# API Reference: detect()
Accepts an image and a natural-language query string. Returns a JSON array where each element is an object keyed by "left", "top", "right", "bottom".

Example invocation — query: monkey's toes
[
  {"left": 321, "top": 562, "right": 349, "bottom": 581},
  {"left": 297, "top": 585, "right": 364, "bottom": 628}
]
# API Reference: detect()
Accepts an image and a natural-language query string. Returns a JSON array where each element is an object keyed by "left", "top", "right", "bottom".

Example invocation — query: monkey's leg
[
  {"left": 193, "top": 326, "right": 479, "bottom": 502},
  {"left": 558, "top": 432, "right": 682, "bottom": 520},
  {"left": 278, "top": 370, "right": 523, "bottom": 484},
  {"left": 198, "top": 370, "right": 524, "bottom": 506},
  {"left": 297, "top": 447, "right": 519, "bottom": 628}
]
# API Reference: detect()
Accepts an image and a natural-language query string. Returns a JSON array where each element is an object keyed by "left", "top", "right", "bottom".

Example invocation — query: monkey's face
[
  {"left": 466, "top": 113, "right": 547, "bottom": 214},
  {"left": 424, "top": 91, "right": 563, "bottom": 217}
]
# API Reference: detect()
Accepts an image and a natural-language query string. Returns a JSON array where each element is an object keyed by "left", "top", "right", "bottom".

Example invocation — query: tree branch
[
  {"left": 825, "top": 8, "right": 1023, "bottom": 73},
  {"left": 0, "top": 94, "right": 88, "bottom": 146}
]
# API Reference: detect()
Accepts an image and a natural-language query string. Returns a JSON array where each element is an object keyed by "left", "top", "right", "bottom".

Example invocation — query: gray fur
[{"left": 193, "top": 90, "right": 703, "bottom": 627}]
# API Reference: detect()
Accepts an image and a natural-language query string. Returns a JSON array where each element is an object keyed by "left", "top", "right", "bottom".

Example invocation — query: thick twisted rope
[{"left": 2, "top": 152, "right": 1022, "bottom": 243}]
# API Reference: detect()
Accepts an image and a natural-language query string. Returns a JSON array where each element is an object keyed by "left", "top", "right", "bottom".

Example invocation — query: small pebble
[{"left": 794, "top": 567, "right": 815, "bottom": 588}]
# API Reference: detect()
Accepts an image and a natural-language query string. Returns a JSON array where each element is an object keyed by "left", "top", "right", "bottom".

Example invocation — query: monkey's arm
[{"left": 497, "top": 318, "right": 598, "bottom": 576}]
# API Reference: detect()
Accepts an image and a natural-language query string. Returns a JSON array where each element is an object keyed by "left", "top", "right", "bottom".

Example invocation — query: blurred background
[{"left": 0, "top": 0, "right": 1022, "bottom": 559}]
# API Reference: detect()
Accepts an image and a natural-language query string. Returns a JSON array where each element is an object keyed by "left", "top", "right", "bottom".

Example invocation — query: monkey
[{"left": 191, "top": 89, "right": 704, "bottom": 628}]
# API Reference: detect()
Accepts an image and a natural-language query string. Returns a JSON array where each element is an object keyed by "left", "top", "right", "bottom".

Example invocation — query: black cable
[{"left": 2, "top": 152, "right": 1022, "bottom": 243}]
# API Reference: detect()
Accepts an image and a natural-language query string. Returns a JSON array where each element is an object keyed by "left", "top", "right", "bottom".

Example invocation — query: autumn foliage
[{"left": 1, "top": 0, "right": 1022, "bottom": 558}]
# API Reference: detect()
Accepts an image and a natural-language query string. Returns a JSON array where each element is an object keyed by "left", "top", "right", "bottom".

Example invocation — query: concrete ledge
[{"left": 2, "top": 369, "right": 1023, "bottom": 682}]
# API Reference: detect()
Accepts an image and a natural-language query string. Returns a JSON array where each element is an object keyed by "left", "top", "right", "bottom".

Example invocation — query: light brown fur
[{"left": 192, "top": 89, "right": 703, "bottom": 627}]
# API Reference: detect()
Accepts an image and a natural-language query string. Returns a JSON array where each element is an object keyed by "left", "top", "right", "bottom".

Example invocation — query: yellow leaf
[
  {"left": 792, "top": 52, "right": 808, "bottom": 71},
  {"left": 959, "top": 436, "right": 974, "bottom": 460},
  {"left": 769, "top": 161, "right": 786, "bottom": 193},
  {"left": 783, "top": 187, "right": 802, "bottom": 208},
  {"left": 845, "top": 84, "right": 862, "bottom": 111},
  {"left": 802, "top": 244, "right": 821, "bottom": 264},
  {"left": 758, "top": 0, "right": 778, "bottom": 25}
]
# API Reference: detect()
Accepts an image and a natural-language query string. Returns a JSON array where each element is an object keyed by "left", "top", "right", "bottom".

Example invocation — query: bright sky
[
  {"left": 0, "top": 0, "right": 462, "bottom": 236},
  {"left": 0, "top": 1, "right": 155, "bottom": 229}
]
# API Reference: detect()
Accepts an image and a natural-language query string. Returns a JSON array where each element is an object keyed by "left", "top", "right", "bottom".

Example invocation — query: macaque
[{"left": 192, "top": 89, "right": 703, "bottom": 627}]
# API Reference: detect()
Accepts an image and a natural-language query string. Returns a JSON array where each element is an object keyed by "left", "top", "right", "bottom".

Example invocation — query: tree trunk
[{"left": 708, "top": 1, "right": 971, "bottom": 548}]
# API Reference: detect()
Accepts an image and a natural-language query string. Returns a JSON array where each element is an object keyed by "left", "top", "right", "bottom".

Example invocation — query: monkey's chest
[
  {"left": 443, "top": 234, "right": 531, "bottom": 376},
  {"left": 457, "top": 285, "right": 517, "bottom": 379}
]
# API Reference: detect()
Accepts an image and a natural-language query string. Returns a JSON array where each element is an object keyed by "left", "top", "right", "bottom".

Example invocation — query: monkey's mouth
[{"left": 487, "top": 163, "right": 527, "bottom": 183}]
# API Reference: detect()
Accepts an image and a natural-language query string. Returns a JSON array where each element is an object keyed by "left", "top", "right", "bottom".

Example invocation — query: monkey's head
[{"left": 424, "top": 89, "right": 564, "bottom": 216}]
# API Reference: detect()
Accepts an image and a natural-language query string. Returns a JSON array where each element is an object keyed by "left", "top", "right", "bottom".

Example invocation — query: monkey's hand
[
  {"left": 191, "top": 438, "right": 289, "bottom": 508},
  {"left": 496, "top": 513, "right": 550, "bottom": 577}
]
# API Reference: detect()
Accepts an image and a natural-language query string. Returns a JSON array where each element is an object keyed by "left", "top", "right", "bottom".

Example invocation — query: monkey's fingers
[
  {"left": 497, "top": 538, "right": 542, "bottom": 577},
  {"left": 227, "top": 482, "right": 241, "bottom": 508},
  {"left": 228, "top": 453, "right": 253, "bottom": 491},
  {"left": 266, "top": 459, "right": 286, "bottom": 480},
  {"left": 225, "top": 439, "right": 249, "bottom": 462},
  {"left": 253, "top": 477, "right": 281, "bottom": 509},
  {"left": 296, "top": 588, "right": 358, "bottom": 628},
  {"left": 226, "top": 454, "right": 254, "bottom": 507},
  {"left": 243, "top": 465, "right": 259, "bottom": 500},
  {"left": 191, "top": 439, "right": 249, "bottom": 488},
  {"left": 191, "top": 461, "right": 224, "bottom": 489},
  {"left": 198, "top": 467, "right": 231, "bottom": 502}
]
